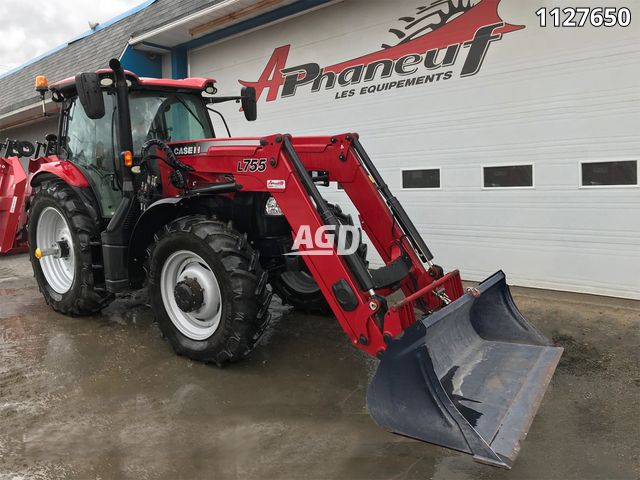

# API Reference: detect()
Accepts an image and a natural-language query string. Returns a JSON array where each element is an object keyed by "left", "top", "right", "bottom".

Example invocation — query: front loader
[{"left": 0, "top": 59, "right": 561, "bottom": 468}]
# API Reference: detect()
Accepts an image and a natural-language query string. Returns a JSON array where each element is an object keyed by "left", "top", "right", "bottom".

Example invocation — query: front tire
[
  {"left": 148, "top": 215, "right": 271, "bottom": 366},
  {"left": 28, "top": 180, "right": 113, "bottom": 315}
]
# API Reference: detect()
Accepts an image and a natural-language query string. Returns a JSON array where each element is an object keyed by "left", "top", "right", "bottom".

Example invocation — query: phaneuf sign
[{"left": 240, "top": 0, "right": 524, "bottom": 103}]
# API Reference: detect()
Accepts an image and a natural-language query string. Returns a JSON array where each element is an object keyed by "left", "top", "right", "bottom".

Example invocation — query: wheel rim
[
  {"left": 36, "top": 206, "right": 75, "bottom": 294},
  {"left": 280, "top": 271, "right": 320, "bottom": 295},
  {"left": 160, "top": 250, "right": 222, "bottom": 341}
]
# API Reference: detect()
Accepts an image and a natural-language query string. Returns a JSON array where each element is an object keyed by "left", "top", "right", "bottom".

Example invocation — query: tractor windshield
[
  {"left": 129, "top": 91, "right": 214, "bottom": 152},
  {"left": 62, "top": 89, "right": 214, "bottom": 219}
]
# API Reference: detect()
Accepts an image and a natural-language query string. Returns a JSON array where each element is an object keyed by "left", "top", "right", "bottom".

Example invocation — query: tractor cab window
[
  {"left": 61, "top": 89, "right": 212, "bottom": 219},
  {"left": 129, "top": 91, "right": 214, "bottom": 152},
  {"left": 64, "top": 93, "right": 122, "bottom": 218}
]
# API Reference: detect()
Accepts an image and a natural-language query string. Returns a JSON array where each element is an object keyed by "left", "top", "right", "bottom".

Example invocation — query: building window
[
  {"left": 581, "top": 160, "right": 638, "bottom": 187},
  {"left": 483, "top": 164, "right": 533, "bottom": 188},
  {"left": 402, "top": 168, "right": 440, "bottom": 189}
]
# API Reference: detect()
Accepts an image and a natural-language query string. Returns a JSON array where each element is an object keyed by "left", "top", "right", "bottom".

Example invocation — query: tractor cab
[{"left": 47, "top": 71, "right": 219, "bottom": 219}]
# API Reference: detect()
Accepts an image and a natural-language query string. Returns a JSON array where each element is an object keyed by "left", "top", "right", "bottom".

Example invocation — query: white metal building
[{"left": 1, "top": 0, "right": 638, "bottom": 299}]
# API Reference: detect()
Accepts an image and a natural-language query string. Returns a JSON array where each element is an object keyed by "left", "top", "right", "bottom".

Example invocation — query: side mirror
[
  {"left": 75, "top": 73, "right": 105, "bottom": 119},
  {"left": 241, "top": 86, "right": 257, "bottom": 121}
]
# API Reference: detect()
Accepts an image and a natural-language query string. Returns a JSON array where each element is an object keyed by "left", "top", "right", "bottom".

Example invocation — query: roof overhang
[
  {"left": 129, "top": 0, "right": 329, "bottom": 51},
  {"left": 0, "top": 100, "right": 58, "bottom": 131}
]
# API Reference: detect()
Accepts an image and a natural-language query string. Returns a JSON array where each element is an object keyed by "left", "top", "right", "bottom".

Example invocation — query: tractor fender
[
  {"left": 127, "top": 196, "right": 228, "bottom": 286},
  {"left": 129, "top": 197, "right": 183, "bottom": 283},
  {"left": 28, "top": 162, "right": 101, "bottom": 223},
  {"left": 30, "top": 160, "right": 90, "bottom": 188}
]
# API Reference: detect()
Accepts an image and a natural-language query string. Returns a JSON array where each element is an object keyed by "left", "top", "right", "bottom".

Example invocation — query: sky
[{"left": 0, "top": 0, "right": 143, "bottom": 75}]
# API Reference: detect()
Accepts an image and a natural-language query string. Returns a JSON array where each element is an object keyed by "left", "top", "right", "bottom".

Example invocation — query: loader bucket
[{"left": 367, "top": 271, "right": 562, "bottom": 468}]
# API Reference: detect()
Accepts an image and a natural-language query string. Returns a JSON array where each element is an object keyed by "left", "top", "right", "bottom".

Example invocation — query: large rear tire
[
  {"left": 147, "top": 215, "right": 271, "bottom": 366},
  {"left": 270, "top": 203, "right": 367, "bottom": 314},
  {"left": 28, "top": 180, "right": 113, "bottom": 315}
]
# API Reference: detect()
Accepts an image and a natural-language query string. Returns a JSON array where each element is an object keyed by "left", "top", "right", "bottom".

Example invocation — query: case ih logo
[
  {"left": 240, "top": 0, "right": 523, "bottom": 102},
  {"left": 172, "top": 144, "right": 201, "bottom": 156}
]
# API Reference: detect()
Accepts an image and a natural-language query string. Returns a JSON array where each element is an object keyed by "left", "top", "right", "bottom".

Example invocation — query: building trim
[
  {"left": 171, "top": 47, "right": 189, "bottom": 79},
  {"left": 120, "top": 46, "right": 163, "bottom": 78},
  {"left": 0, "top": 100, "right": 53, "bottom": 123},
  {"left": 129, "top": 0, "right": 245, "bottom": 45},
  {"left": 176, "top": 0, "right": 333, "bottom": 52}
]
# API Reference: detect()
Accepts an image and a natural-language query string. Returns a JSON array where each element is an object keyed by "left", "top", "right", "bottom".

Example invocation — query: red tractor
[{"left": 0, "top": 59, "right": 561, "bottom": 468}]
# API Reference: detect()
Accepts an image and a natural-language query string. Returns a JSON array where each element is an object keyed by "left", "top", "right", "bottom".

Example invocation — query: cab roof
[{"left": 49, "top": 69, "right": 216, "bottom": 100}]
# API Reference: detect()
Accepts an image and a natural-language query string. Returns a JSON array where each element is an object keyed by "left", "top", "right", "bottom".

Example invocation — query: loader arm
[
  {"left": 158, "top": 132, "right": 562, "bottom": 468},
  {"left": 159, "top": 133, "right": 460, "bottom": 356}
]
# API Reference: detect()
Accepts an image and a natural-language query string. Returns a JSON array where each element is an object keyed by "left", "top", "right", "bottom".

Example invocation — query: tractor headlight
[{"left": 265, "top": 196, "right": 283, "bottom": 216}]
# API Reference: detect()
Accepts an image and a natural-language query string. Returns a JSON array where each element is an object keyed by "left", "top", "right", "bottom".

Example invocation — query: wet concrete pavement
[{"left": 0, "top": 253, "right": 638, "bottom": 479}]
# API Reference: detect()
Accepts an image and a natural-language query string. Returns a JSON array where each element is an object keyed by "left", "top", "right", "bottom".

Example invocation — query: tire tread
[
  {"left": 148, "top": 215, "right": 271, "bottom": 366},
  {"left": 28, "top": 180, "right": 113, "bottom": 315}
]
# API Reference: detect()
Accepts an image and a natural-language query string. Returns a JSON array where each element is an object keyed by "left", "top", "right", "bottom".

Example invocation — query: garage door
[{"left": 188, "top": 0, "right": 640, "bottom": 299}]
